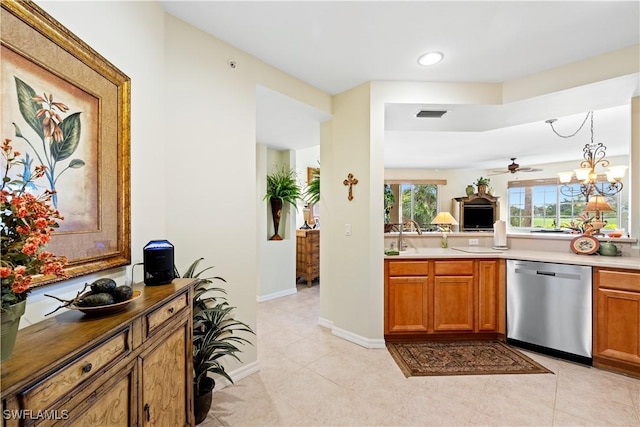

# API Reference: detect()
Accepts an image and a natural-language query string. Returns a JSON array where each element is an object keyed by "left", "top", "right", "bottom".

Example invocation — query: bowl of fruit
[{"left": 45, "top": 278, "right": 140, "bottom": 316}]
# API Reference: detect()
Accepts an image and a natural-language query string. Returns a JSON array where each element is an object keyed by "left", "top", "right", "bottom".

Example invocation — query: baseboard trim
[
  {"left": 256, "top": 287, "right": 297, "bottom": 303},
  {"left": 213, "top": 360, "right": 260, "bottom": 391},
  {"left": 318, "top": 317, "right": 333, "bottom": 329},
  {"left": 331, "top": 325, "right": 386, "bottom": 349},
  {"left": 318, "top": 317, "right": 385, "bottom": 349}
]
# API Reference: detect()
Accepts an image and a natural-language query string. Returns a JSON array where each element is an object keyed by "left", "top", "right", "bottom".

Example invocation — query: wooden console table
[
  {"left": 296, "top": 229, "right": 319, "bottom": 287},
  {"left": 1, "top": 279, "right": 195, "bottom": 426}
]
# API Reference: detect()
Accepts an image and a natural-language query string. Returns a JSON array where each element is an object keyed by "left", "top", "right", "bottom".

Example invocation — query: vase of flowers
[{"left": 1, "top": 138, "right": 67, "bottom": 361}]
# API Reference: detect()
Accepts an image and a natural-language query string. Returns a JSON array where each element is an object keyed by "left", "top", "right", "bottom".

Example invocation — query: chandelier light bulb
[
  {"left": 607, "top": 165, "right": 628, "bottom": 181},
  {"left": 574, "top": 168, "right": 591, "bottom": 182},
  {"left": 557, "top": 171, "right": 573, "bottom": 183}
]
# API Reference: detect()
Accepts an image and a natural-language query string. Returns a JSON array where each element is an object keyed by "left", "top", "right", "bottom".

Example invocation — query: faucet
[
  {"left": 394, "top": 219, "right": 422, "bottom": 251},
  {"left": 404, "top": 219, "right": 423, "bottom": 235},
  {"left": 397, "top": 224, "right": 404, "bottom": 251}
]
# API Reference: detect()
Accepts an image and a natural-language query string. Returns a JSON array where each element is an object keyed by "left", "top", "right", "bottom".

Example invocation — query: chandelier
[{"left": 545, "top": 111, "right": 627, "bottom": 201}]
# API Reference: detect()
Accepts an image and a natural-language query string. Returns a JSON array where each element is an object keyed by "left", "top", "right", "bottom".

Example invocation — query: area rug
[{"left": 386, "top": 340, "right": 553, "bottom": 377}]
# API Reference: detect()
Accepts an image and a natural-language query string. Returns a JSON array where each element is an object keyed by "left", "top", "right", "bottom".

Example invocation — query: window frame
[{"left": 507, "top": 177, "right": 623, "bottom": 234}]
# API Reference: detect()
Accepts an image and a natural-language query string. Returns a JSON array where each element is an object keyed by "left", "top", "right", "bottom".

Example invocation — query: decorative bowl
[{"left": 69, "top": 290, "right": 141, "bottom": 316}]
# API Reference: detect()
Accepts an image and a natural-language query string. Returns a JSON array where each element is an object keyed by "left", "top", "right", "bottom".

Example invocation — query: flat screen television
[{"left": 462, "top": 205, "right": 494, "bottom": 231}]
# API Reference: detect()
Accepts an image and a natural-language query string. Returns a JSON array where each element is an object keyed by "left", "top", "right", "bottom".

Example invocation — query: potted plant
[
  {"left": 1, "top": 138, "right": 67, "bottom": 361},
  {"left": 264, "top": 166, "right": 301, "bottom": 240},
  {"left": 384, "top": 184, "right": 395, "bottom": 232},
  {"left": 302, "top": 168, "right": 319, "bottom": 229},
  {"left": 303, "top": 168, "right": 320, "bottom": 206},
  {"left": 474, "top": 176, "right": 491, "bottom": 194},
  {"left": 178, "top": 258, "right": 254, "bottom": 425}
]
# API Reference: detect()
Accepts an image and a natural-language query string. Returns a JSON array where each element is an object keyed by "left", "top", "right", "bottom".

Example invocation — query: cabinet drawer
[
  {"left": 388, "top": 261, "right": 429, "bottom": 276},
  {"left": 434, "top": 260, "right": 474, "bottom": 276},
  {"left": 21, "top": 329, "right": 129, "bottom": 410},
  {"left": 146, "top": 292, "right": 188, "bottom": 335},
  {"left": 597, "top": 269, "right": 640, "bottom": 292}
]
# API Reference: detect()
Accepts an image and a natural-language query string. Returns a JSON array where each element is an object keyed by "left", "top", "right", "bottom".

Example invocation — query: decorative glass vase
[
  {"left": 1, "top": 300, "right": 26, "bottom": 361},
  {"left": 465, "top": 185, "right": 475, "bottom": 196}
]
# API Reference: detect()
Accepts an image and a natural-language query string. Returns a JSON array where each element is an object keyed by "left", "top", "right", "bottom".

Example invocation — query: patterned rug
[{"left": 387, "top": 340, "right": 553, "bottom": 377}]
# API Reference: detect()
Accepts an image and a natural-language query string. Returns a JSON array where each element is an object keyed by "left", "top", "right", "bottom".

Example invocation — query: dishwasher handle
[
  {"left": 513, "top": 267, "right": 583, "bottom": 281},
  {"left": 537, "top": 271, "right": 556, "bottom": 277}
]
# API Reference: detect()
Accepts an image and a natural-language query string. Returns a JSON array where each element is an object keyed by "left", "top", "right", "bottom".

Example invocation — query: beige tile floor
[{"left": 202, "top": 283, "right": 640, "bottom": 426}]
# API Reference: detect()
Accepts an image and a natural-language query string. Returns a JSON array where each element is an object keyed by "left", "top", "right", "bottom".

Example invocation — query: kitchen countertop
[{"left": 385, "top": 247, "right": 640, "bottom": 270}]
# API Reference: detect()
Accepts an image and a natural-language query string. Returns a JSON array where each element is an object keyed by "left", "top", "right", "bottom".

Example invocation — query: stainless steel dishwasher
[{"left": 506, "top": 259, "right": 592, "bottom": 364}]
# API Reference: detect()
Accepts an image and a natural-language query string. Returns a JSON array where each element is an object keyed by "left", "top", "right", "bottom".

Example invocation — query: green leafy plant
[
  {"left": 474, "top": 176, "right": 491, "bottom": 186},
  {"left": 304, "top": 168, "right": 320, "bottom": 205},
  {"left": 177, "top": 258, "right": 254, "bottom": 398},
  {"left": 384, "top": 184, "right": 395, "bottom": 223},
  {"left": 264, "top": 166, "right": 301, "bottom": 209}
]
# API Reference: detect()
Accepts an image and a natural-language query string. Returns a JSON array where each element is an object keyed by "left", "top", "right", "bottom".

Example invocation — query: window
[
  {"left": 400, "top": 183, "right": 438, "bottom": 231},
  {"left": 508, "top": 178, "right": 621, "bottom": 233}
]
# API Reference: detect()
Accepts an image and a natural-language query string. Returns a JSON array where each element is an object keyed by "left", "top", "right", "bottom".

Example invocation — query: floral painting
[
  {"left": 1, "top": 45, "right": 99, "bottom": 234},
  {"left": 1, "top": 0, "right": 131, "bottom": 287}
]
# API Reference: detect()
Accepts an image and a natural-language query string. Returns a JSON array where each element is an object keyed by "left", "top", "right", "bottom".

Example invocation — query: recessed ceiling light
[{"left": 418, "top": 52, "right": 444, "bottom": 66}]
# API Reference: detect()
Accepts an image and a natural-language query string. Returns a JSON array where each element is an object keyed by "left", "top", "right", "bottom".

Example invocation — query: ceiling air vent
[{"left": 415, "top": 110, "right": 447, "bottom": 118}]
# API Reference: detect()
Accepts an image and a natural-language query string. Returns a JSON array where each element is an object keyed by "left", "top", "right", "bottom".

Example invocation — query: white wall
[
  {"left": 163, "top": 13, "right": 329, "bottom": 371},
  {"left": 22, "top": 0, "right": 168, "bottom": 326},
  {"left": 22, "top": 2, "right": 332, "bottom": 379},
  {"left": 16, "top": 1, "right": 640, "bottom": 368},
  {"left": 320, "top": 83, "right": 387, "bottom": 346}
]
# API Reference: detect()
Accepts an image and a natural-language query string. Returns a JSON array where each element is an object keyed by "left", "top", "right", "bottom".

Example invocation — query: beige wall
[
  {"left": 21, "top": 1, "right": 640, "bottom": 374},
  {"left": 25, "top": 1, "right": 332, "bottom": 379}
]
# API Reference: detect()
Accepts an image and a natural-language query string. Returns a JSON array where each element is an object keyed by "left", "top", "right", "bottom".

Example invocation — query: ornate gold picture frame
[{"left": 1, "top": 0, "right": 131, "bottom": 287}]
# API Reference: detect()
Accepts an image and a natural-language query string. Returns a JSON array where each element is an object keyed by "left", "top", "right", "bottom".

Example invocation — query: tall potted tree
[
  {"left": 178, "top": 258, "right": 254, "bottom": 425},
  {"left": 264, "top": 166, "right": 301, "bottom": 240}
]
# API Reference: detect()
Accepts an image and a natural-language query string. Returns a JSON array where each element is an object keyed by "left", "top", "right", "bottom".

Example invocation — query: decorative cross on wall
[{"left": 343, "top": 173, "right": 358, "bottom": 201}]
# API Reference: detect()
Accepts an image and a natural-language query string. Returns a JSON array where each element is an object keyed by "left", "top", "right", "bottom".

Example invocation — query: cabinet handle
[
  {"left": 168, "top": 307, "right": 175, "bottom": 314},
  {"left": 81, "top": 363, "right": 92, "bottom": 373},
  {"left": 144, "top": 403, "right": 150, "bottom": 422}
]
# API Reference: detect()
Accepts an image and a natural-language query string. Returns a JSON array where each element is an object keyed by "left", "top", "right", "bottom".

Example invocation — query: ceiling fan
[{"left": 490, "top": 158, "right": 543, "bottom": 175}]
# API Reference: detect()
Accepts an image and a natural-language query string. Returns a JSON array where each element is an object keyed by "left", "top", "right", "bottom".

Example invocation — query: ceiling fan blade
[
  {"left": 489, "top": 170, "right": 509, "bottom": 176},
  {"left": 518, "top": 167, "right": 543, "bottom": 173}
]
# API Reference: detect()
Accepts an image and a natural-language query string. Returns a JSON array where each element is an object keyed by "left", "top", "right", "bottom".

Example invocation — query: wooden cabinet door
[
  {"left": 433, "top": 276, "right": 474, "bottom": 332},
  {"left": 387, "top": 276, "right": 430, "bottom": 333},
  {"left": 477, "top": 261, "right": 498, "bottom": 332},
  {"left": 70, "top": 362, "right": 136, "bottom": 427},
  {"left": 140, "top": 321, "right": 191, "bottom": 426},
  {"left": 595, "top": 287, "right": 640, "bottom": 365}
]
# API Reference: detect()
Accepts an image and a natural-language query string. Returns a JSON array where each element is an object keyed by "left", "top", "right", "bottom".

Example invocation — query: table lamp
[
  {"left": 584, "top": 195, "right": 613, "bottom": 236},
  {"left": 431, "top": 212, "right": 458, "bottom": 248}
]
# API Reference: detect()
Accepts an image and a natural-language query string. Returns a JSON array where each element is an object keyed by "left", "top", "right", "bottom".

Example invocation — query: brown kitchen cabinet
[
  {"left": 384, "top": 258, "right": 505, "bottom": 340},
  {"left": 385, "top": 261, "right": 430, "bottom": 334},
  {"left": 296, "top": 229, "right": 319, "bottom": 287},
  {"left": 593, "top": 267, "right": 640, "bottom": 378},
  {"left": 0, "top": 279, "right": 195, "bottom": 426}
]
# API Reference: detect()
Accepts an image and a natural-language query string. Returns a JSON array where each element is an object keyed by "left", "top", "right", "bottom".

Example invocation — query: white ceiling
[{"left": 160, "top": 1, "right": 640, "bottom": 169}]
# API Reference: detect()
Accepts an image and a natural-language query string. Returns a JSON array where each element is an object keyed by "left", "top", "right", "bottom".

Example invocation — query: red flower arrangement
[{"left": 1, "top": 138, "right": 67, "bottom": 310}]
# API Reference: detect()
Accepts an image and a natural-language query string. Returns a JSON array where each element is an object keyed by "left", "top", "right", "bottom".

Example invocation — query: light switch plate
[
  {"left": 468, "top": 238, "right": 479, "bottom": 246},
  {"left": 344, "top": 224, "right": 352, "bottom": 236}
]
